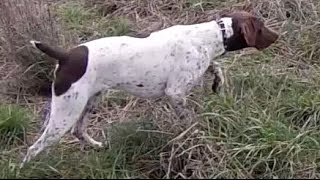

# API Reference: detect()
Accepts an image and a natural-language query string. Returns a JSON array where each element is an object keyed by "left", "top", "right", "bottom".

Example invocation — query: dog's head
[{"left": 220, "top": 11, "right": 279, "bottom": 51}]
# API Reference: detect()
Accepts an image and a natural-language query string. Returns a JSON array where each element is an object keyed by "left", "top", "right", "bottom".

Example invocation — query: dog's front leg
[{"left": 211, "top": 62, "right": 224, "bottom": 93}]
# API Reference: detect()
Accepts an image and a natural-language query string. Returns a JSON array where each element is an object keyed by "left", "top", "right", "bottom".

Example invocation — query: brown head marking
[{"left": 222, "top": 11, "right": 279, "bottom": 51}]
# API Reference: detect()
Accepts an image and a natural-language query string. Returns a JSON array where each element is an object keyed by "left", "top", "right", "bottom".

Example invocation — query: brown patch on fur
[
  {"left": 54, "top": 46, "right": 89, "bottom": 96},
  {"left": 223, "top": 11, "right": 279, "bottom": 51},
  {"left": 33, "top": 42, "right": 89, "bottom": 96}
]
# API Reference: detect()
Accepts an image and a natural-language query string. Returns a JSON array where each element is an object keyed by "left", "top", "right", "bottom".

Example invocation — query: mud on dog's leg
[{"left": 20, "top": 91, "right": 89, "bottom": 168}]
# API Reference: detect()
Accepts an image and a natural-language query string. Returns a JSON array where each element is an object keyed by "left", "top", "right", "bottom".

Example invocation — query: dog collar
[{"left": 217, "top": 19, "right": 228, "bottom": 49}]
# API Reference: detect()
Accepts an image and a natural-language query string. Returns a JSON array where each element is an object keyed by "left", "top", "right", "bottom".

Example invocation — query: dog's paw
[
  {"left": 95, "top": 141, "right": 104, "bottom": 148},
  {"left": 30, "top": 40, "right": 41, "bottom": 48},
  {"left": 78, "top": 140, "right": 106, "bottom": 151}
]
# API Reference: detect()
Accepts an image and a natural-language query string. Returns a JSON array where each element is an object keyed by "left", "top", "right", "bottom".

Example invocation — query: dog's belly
[
  {"left": 104, "top": 68, "right": 169, "bottom": 98},
  {"left": 95, "top": 62, "right": 173, "bottom": 98},
  {"left": 117, "top": 81, "right": 167, "bottom": 98}
]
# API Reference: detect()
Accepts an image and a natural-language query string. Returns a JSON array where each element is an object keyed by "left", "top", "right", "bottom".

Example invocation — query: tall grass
[
  {"left": 0, "top": 0, "right": 77, "bottom": 98},
  {"left": 0, "top": 0, "right": 319, "bottom": 178},
  {"left": 57, "top": 1, "right": 131, "bottom": 41},
  {"left": 0, "top": 104, "right": 31, "bottom": 147}
]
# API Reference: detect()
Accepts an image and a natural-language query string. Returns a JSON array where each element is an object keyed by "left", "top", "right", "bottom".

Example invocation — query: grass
[
  {"left": 0, "top": 104, "right": 31, "bottom": 147},
  {"left": 0, "top": 0, "right": 320, "bottom": 178},
  {"left": 186, "top": 0, "right": 241, "bottom": 10},
  {"left": 57, "top": 1, "right": 131, "bottom": 41},
  {"left": 199, "top": 52, "right": 320, "bottom": 178},
  {"left": 0, "top": 0, "right": 77, "bottom": 97},
  {"left": 0, "top": 121, "right": 168, "bottom": 179},
  {"left": 3, "top": 50, "right": 319, "bottom": 179}
]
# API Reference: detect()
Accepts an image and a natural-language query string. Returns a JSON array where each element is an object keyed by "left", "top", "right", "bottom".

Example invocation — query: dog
[{"left": 20, "top": 11, "right": 278, "bottom": 167}]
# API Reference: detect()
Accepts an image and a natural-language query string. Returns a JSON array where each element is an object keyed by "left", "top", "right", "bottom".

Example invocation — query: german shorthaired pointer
[{"left": 20, "top": 11, "right": 278, "bottom": 167}]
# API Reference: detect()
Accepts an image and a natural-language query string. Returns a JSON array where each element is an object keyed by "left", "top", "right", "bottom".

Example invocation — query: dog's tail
[{"left": 30, "top": 40, "right": 68, "bottom": 62}]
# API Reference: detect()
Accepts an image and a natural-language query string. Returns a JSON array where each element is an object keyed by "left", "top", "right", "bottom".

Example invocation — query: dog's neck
[
  {"left": 217, "top": 17, "right": 252, "bottom": 51},
  {"left": 216, "top": 17, "right": 234, "bottom": 47},
  {"left": 190, "top": 17, "right": 233, "bottom": 59},
  {"left": 216, "top": 18, "right": 233, "bottom": 49},
  {"left": 184, "top": 19, "right": 234, "bottom": 60}
]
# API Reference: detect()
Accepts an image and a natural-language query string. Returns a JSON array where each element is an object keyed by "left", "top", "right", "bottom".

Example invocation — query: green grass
[
  {"left": 4, "top": 52, "right": 319, "bottom": 179},
  {"left": 1, "top": 0, "right": 320, "bottom": 178},
  {"left": 0, "top": 104, "right": 31, "bottom": 147},
  {"left": 199, "top": 52, "right": 320, "bottom": 178},
  {"left": 186, "top": 0, "right": 240, "bottom": 10},
  {"left": 56, "top": 1, "right": 131, "bottom": 41},
  {"left": 0, "top": 121, "right": 168, "bottom": 178}
]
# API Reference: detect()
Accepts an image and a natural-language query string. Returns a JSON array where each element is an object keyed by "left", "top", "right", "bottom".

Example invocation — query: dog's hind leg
[
  {"left": 20, "top": 90, "right": 89, "bottom": 168},
  {"left": 71, "top": 92, "right": 105, "bottom": 148}
]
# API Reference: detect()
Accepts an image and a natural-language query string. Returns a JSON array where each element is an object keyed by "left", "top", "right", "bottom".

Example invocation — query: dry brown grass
[
  {"left": 0, "top": 0, "right": 77, "bottom": 100},
  {"left": 84, "top": 0, "right": 248, "bottom": 37}
]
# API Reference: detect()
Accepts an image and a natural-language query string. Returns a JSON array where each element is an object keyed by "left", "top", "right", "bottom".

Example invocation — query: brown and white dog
[{"left": 21, "top": 11, "right": 278, "bottom": 167}]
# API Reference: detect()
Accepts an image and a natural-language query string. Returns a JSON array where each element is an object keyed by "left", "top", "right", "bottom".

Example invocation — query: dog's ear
[
  {"left": 240, "top": 16, "right": 279, "bottom": 50},
  {"left": 240, "top": 17, "right": 258, "bottom": 47}
]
